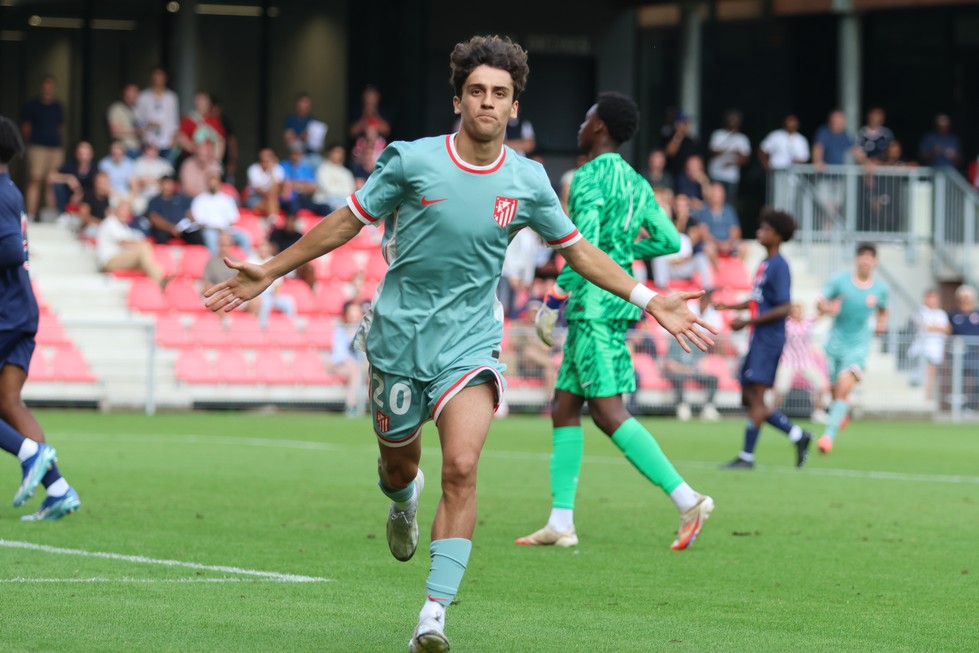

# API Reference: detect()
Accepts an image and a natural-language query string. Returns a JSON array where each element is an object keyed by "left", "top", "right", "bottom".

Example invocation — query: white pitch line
[
  {"left": 0, "top": 577, "right": 259, "bottom": 584},
  {"left": 0, "top": 540, "right": 332, "bottom": 583}
]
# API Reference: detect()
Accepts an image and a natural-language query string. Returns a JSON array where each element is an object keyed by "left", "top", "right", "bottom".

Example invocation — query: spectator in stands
[
  {"left": 675, "top": 154, "right": 710, "bottom": 204},
  {"left": 146, "top": 174, "right": 202, "bottom": 245},
  {"left": 661, "top": 329, "right": 721, "bottom": 422},
  {"left": 504, "top": 113, "right": 536, "bottom": 157},
  {"left": 695, "top": 182, "right": 744, "bottom": 267},
  {"left": 772, "top": 303, "right": 830, "bottom": 422},
  {"left": 663, "top": 112, "right": 699, "bottom": 179},
  {"left": 98, "top": 141, "right": 135, "bottom": 202},
  {"left": 645, "top": 148, "right": 673, "bottom": 193},
  {"left": 313, "top": 145, "right": 356, "bottom": 213},
  {"left": 49, "top": 140, "right": 95, "bottom": 214},
  {"left": 348, "top": 85, "right": 391, "bottom": 141},
  {"left": 855, "top": 107, "right": 894, "bottom": 165},
  {"left": 812, "top": 109, "right": 856, "bottom": 170},
  {"left": 707, "top": 110, "right": 751, "bottom": 202},
  {"left": 332, "top": 300, "right": 368, "bottom": 417},
  {"left": 269, "top": 213, "right": 316, "bottom": 289},
  {"left": 106, "top": 83, "right": 141, "bottom": 158},
  {"left": 135, "top": 68, "right": 180, "bottom": 160},
  {"left": 919, "top": 113, "right": 962, "bottom": 169},
  {"left": 130, "top": 141, "right": 174, "bottom": 216},
  {"left": 653, "top": 201, "right": 712, "bottom": 291},
  {"left": 506, "top": 299, "right": 558, "bottom": 400},
  {"left": 351, "top": 123, "right": 386, "bottom": 185},
  {"left": 499, "top": 227, "right": 540, "bottom": 317},
  {"left": 211, "top": 97, "right": 238, "bottom": 184},
  {"left": 77, "top": 171, "right": 112, "bottom": 238},
  {"left": 759, "top": 114, "right": 809, "bottom": 170},
  {"left": 948, "top": 284, "right": 979, "bottom": 410},
  {"left": 908, "top": 288, "right": 949, "bottom": 400},
  {"left": 203, "top": 231, "right": 261, "bottom": 316},
  {"left": 21, "top": 75, "right": 65, "bottom": 221},
  {"left": 283, "top": 92, "right": 327, "bottom": 163},
  {"left": 281, "top": 141, "right": 321, "bottom": 213},
  {"left": 179, "top": 139, "right": 222, "bottom": 199},
  {"left": 95, "top": 200, "right": 168, "bottom": 286},
  {"left": 879, "top": 140, "right": 916, "bottom": 168},
  {"left": 191, "top": 172, "right": 250, "bottom": 254},
  {"left": 246, "top": 148, "right": 286, "bottom": 217},
  {"left": 253, "top": 239, "right": 297, "bottom": 327},
  {"left": 175, "top": 91, "right": 225, "bottom": 164}
]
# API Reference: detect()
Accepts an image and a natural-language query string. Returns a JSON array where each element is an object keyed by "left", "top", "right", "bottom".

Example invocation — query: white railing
[{"left": 932, "top": 168, "right": 979, "bottom": 287}]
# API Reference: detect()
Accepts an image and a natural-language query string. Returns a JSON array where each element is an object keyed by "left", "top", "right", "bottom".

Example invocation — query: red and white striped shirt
[{"left": 780, "top": 317, "right": 819, "bottom": 369}]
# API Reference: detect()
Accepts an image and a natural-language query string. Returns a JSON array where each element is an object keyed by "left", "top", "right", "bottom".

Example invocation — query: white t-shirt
[
  {"left": 912, "top": 306, "right": 949, "bottom": 363},
  {"left": 660, "top": 233, "right": 694, "bottom": 264},
  {"left": 132, "top": 156, "right": 174, "bottom": 199},
  {"left": 135, "top": 89, "right": 180, "bottom": 149},
  {"left": 96, "top": 215, "right": 140, "bottom": 267},
  {"left": 760, "top": 130, "right": 810, "bottom": 169},
  {"left": 247, "top": 163, "right": 285, "bottom": 193},
  {"left": 191, "top": 191, "right": 240, "bottom": 230},
  {"left": 708, "top": 130, "right": 751, "bottom": 183},
  {"left": 313, "top": 161, "right": 356, "bottom": 204}
]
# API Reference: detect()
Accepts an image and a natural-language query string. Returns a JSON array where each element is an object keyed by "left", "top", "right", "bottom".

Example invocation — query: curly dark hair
[
  {"left": 856, "top": 242, "right": 877, "bottom": 257},
  {"left": 759, "top": 208, "right": 797, "bottom": 243},
  {"left": 596, "top": 92, "right": 640, "bottom": 145},
  {"left": 0, "top": 115, "right": 25, "bottom": 164},
  {"left": 449, "top": 35, "right": 529, "bottom": 98}
]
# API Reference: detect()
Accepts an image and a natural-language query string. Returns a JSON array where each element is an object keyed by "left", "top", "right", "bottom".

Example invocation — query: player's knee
[
  {"left": 377, "top": 456, "right": 417, "bottom": 489},
  {"left": 0, "top": 392, "right": 25, "bottom": 419},
  {"left": 589, "top": 405, "right": 628, "bottom": 436},
  {"left": 441, "top": 453, "right": 479, "bottom": 490}
]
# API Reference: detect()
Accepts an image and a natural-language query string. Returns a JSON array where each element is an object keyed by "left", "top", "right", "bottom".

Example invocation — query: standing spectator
[
  {"left": 210, "top": 97, "right": 238, "bottom": 184},
  {"left": 351, "top": 124, "right": 386, "bottom": 185},
  {"left": 675, "top": 154, "right": 710, "bottom": 204},
  {"left": 98, "top": 141, "right": 135, "bottom": 202},
  {"left": 106, "top": 83, "right": 141, "bottom": 158},
  {"left": 246, "top": 148, "right": 286, "bottom": 217},
  {"left": 95, "top": 201, "right": 168, "bottom": 286},
  {"left": 280, "top": 141, "right": 320, "bottom": 213},
  {"left": 191, "top": 172, "right": 250, "bottom": 254},
  {"left": 21, "top": 75, "right": 65, "bottom": 221},
  {"left": 48, "top": 141, "right": 95, "bottom": 213},
  {"left": 695, "top": 182, "right": 744, "bottom": 266},
  {"left": 812, "top": 109, "right": 856, "bottom": 170},
  {"left": 663, "top": 112, "right": 699, "bottom": 178},
  {"left": 504, "top": 114, "right": 536, "bottom": 157},
  {"left": 661, "top": 332, "right": 721, "bottom": 422},
  {"left": 908, "top": 288, "right": 949, "bottom": 400},
  {"left": 879, "top": 140, "right": 916, "bottom": 168},
  {"left": 135, "top": 68, "right": 179, "bottom": 159},
  {"left": 919, "top": 113, "right": 962, "bottom": 169},
  {"left": 645, "top": 148, "right": 673, "bottom": 193},
  {"left": 948, "top": 285, "right": 979, "bottom": 411},
  {"left": 332, "top": 300, "right": 369, "bottom": 417},
  {"left": 759, "top": 114, "right": 809, "bottom": 170},
  {"left": 175, "top": 91, "right": 225, "bottom": 164},
  {"left": 707, "top": 110, "right": 751, "bottom": 201},
  {"left": 348, "top": 85, "right": 391, "bottom": 141},
  {"left": 313, "top": 145, "right": 356, "bottom": 213},
  {"left": 146, "top": 174, "right": 203, "bottom": 245},
  {"left": 179, "top": 139, "right": 222, "bottom": 198},
  {"left": 130, "top": 141, "right": 174, "bottom": 216},
  {"left": 855, "top": 107, "right": 894, "bottom": 165}
]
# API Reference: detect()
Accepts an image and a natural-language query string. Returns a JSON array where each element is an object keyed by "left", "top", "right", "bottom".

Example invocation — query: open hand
[
  {"left": 202, "top": 258, "right": 274, "bottom": 313},
  {"left": 647, "top": 290, "right": 718, "bottom": 352}
]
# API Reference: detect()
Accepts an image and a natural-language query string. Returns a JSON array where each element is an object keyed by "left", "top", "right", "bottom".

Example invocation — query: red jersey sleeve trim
[
  {"left": 547, "top": 229, "right": 582, "bottom": 249},
  {"left": 346, "top": 194, "right": 377, "bottom": 224}
]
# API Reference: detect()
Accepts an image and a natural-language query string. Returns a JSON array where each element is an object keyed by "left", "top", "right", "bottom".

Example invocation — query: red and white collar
[{"left": 446, "top": 133, "right": 506, "bottom": 174}]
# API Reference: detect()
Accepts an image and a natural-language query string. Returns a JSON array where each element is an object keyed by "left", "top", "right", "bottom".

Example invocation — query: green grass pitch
[{"left": 1, "top": 410, "right": 976, "bottom": 652}]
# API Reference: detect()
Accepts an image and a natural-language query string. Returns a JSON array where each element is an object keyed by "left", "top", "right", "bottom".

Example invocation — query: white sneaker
[
  {"left": 408, "top": 614, "right": 450, "bottom": 653},
  {"left": 676, "top": 402, "right": 692, "bottom": 422},
  {"left": 700, "top": 403, "right": 721, "bottom": 422},
  {"left": 514, "top": 525, "right": 578, "bottom": 547},
  {"left": 386, "top": 469, "right": 425, "bottom": 562}
]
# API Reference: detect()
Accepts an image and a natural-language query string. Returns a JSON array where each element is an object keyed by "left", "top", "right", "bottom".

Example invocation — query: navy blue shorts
[
  {"left": 739, "top": 342, "right": 783, "bottom": 388},
  {"left": 0, "top": 331, "right": 36, "bottom": 375}
]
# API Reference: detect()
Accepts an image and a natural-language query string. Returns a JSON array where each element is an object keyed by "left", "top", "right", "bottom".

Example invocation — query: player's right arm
[{"left": 816, "top": 272, "right": 843, "bottom": 315}]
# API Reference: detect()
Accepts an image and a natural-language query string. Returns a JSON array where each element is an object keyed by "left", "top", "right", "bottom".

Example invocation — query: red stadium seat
[
  {"left": 213, "top": 350, "right": 254, "bottom": 384},
  {"left": 189, "top": 315, "right": 229, "bottom": 348},
  {"left": 165, "top": 279, "right": 205, "bottom": 313},
  {"left": 27, "top": 351, "right": 55, "bottom": 382},
  {"left": 291, "top": 350, "right": 333, "bottom": 385},
  {"left": 253, "top": 350, "right": 293, "bottom": 385},
  {"left": 155, "top": 314, "right": 192, "bottom": 348},
  {"left": 265, "top": 315, "right": 306, "bottom": 349},
  {"left": 703, "top": 354, "right": 740, "bottom": 391},
  {"left": 716, "top": 257, "right": 751, "bottom": 290},
  {"left": 365, "top": 251, "right": 388, "bottom": 282},
  {"left": 633, "top": 353, "right": 671, "bottom": 390},
  {"left": 278, "top": 278, "right": 316, "bottom": 314},
  {"left": 35, "top": 316, "right": 71, "bottom": 346},
  {"left": 175, "top": 349, "right": 214, "bottom": 384},
  {"left": 51, "top": 346, "right": 97, "bottom": 382},
  {"left": 178, "top": 245, "right": 211, "bottom": 279},
  {"left": 303, "top": 317, "right": 335, "bottom": 350},
  {"left": 227, "top": 313, "right": 268, "bottom": 348},
  {"left": 152, "top": 245, "right": 179, "bottom": 277},
  {"left": 236, "top": 215, "right": 268, "bottom": 248},
  {"left": 314, "top": 283, "right": 350, "bottom": 317},
  {"left": 326, "top": 250, "right": 360, "bottom": 282},
  {"left": 127, "top": 278, "right": 168, "bottom": 313}
]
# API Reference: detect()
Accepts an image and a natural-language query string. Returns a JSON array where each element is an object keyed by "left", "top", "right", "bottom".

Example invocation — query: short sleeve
[
  {"left": 735, "top": 134, "right": 751, "bottom": 155},
  {"left": 820, "top": 272, "right": 841, "bottom": 299},
  {"left": 760, "top": 132, "right": 775, "bottom": 154},
  {"left": 527, "top": 166, "right": 580, "bottom": 249},
  {"left": 346, "top": 144, "right": 407, "bottom": 226}
]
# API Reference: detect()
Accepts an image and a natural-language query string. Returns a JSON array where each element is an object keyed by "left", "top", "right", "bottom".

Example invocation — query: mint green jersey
[
  {"left": 347, "top": 135, "right": 580, "bottom": 379},
  {"left": 821, "top": 271, "right": 889, "bottom": 356},
  {"left": 556, "top": 153, "right": 679, "bottom": 322}
]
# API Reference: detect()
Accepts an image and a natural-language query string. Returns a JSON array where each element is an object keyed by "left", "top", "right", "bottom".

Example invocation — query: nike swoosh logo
[
  {"left": 581, "top": 380, "right": 594, "bottom": 388},
  {"left": 427, "top": 594, "right": 449, "bottom": 603},
  {"left": 421, "top": 197, "right": 448, "bottom": 206}
]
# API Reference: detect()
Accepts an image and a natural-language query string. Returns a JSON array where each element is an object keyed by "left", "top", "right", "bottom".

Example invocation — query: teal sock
[
  {"left": 550, "top": 426, "right": 584, "bottom": 510},
  {"left": 610, "top": 417, "right": 683, "bottom": 494},
  {"left": 825, "top": 400, "right": 849, "bottom": 439},
  {"left": 425, "top": 538, "right": 472, "bottom": 607},
  {"left": 379, "top": 479, "right": 415, "bottom": 507}
]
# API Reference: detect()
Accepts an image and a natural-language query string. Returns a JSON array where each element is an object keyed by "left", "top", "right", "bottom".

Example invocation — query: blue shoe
[
  {"left": 21, "top": 487, "right": 80, "bottom": 521},
  {"left": 13, "top": 444, "right": 57, "bottom": 507}
]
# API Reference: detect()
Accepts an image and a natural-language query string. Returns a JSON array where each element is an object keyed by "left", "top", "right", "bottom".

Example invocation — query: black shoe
[
  {"left": 795, "top": 431, "right": 812, "bottom": 468},
  {"left": 720, "top": 457, "right": 754, "bottom": 470}
]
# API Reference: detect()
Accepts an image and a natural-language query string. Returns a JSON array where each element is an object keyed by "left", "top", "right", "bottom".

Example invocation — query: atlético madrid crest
[
  {"left": 376, "top": 410, "right": 390, "bottom": 433},
  {"left": 494, "top": 196, "right": 518, "bottom": 228}
]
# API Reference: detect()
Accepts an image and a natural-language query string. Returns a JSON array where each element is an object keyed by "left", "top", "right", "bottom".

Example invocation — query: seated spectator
[
  {"left": 253, "top": 240, "right": 297, "bottom": 327},
  {"left": 130, "top": 141, "right": 174, "bottom": 216},
  {"left": 313, "top": 145, "right": 356, "bottom": 212},
  {"left": 695, "top": 182, "right": 745, "bottom": 266},
  {"left": 280, "top": 141, "right": 322, "bottom": 213},
  {"left": 98, "top": 140, "right": 135, "bottom": 202},
  {"left": 645, "top": 148, "right": 673, "bottom": 193},
  {"left": 179, "top": 139, "right": 222, "bottom": 199},
  {"left": 95, "top": 200, "right": 167, "bottom": 286},
  {"left": 661, "top": 330, "right": 721, "bottom": 422},
  {"left": 948, "top": 285, "right": 979, "bottom": 411},
  {"left": 652, "top": 201, "right": 713, "bottom": 290},
  {"left": 759, "top": 114, "right": 809, "bottom": 170},
  {"left": 191, "top": 172, "right": 250, "bottom": 254},
  {"left": 351, "top": 124, "right": 386, "bottom": 185},
  {"left": 919, "top": 113, "right": 961, "bottom": 168},
  {"left": 106, "top": 83, "right": 141, "bottom": 158},
  {"left": 908, "top": 288, "right": 949, "bottom": 400},
  {"left": 332, "top": 300, "right": 369, "bottom": 417},
  {"left": 499, "top": 227, "right": 540, "bottom": 318},
  {"left": 773, "top": 303, "right": 830, "bottom": 422},
  {"left": 269, "top": 213, "right": 316, "bottom": 288},
  {"left": 348, "top": 85, "right": 391, "bottom": 141},
  {"left": 175, "top": 91, "right": 225, "bottom": 164},
  {"left": 855, "top": 107, "right": 893, "bottom": 165},
  {"left": 674, "top": 154, "right": 710, "bottom": 205},
  {"left": 77, "top": 171, "right": 112, "bottom": 238},
  {"left": 49, "top": 140, "right": 95, "bottom": 213},
  {"left": 246, "top": 148, "right": 286, "bottom": 217},
  {"left": 146, "top": 174, "right": 203, "bottom": 245},
  {"left": 203, "top": 231, "right": 260, "bottom": 316}
]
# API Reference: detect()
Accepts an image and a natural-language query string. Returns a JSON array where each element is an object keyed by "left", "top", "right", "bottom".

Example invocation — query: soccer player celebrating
[
  {"left": 718, "top": 210, "right": 812, "bottom": 469},
  {"left": 0, "top": 115, "right": 80, "bottom": 520},
  {"left": 516, "top": 92, "right": 714, "bottom": 552},
  {"left": 815, "top": 243, "right": 888, "bottom": 453},
  {"left": 205, "top": 36, "right": 715, "bottom": 652}
]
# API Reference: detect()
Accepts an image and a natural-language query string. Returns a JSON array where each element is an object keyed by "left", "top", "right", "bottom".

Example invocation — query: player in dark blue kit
[
  {"left": 715, "top": 209, "right": 812, "bottom": 469},
  {"left": 0, "top": 115, "right": 79, "bottom": 519}
]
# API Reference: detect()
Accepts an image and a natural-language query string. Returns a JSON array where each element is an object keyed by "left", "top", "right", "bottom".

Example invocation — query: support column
[
  {"left": 173, "top": 0, "right": 197, "bottom": 114},
  {"left": 837, "top": 4, "right": 861, "bottom": 132},
  {"left": 679, "top": 2, "right": 704, "bottom": 137}
]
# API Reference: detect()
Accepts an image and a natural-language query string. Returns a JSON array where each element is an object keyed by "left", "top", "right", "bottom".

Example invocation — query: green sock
[
  {"left": 825, "top": 399, "right": 849, "bottom": 438},
  {"left": 611, "top": 417, "right": 683, "bottom": 494},
  {"left": 550, "top": 426, "right": 584, "bottom": 510}
]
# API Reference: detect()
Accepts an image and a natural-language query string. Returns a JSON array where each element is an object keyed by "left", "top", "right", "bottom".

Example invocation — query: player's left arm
[
  {"left": 633, "top": 189, "right": 680, "bottom": 261},
  {"left": 874, "top": 285, "right": 889, "bottom": 335}
]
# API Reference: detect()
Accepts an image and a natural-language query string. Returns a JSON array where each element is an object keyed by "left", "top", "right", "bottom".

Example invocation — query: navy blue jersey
[
  {"left": 748, "top": 252, "right": 790, "bottom": 348},
  {"left": 0, "top": 172, "right": 39, "bottom": 333}
]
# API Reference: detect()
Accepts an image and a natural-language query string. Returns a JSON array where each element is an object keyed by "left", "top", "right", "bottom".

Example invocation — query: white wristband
[{"left": 628, "top": 283, "right": 657, "bottom": 310}]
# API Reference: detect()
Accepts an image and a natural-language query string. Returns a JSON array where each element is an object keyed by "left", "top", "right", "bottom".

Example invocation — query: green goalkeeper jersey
[{"left": 557, "top": 152, "right": 679, "bottom": 322}]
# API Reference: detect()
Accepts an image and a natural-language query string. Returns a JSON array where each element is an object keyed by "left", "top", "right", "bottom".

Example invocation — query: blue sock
[
  {"left": 379, "top": 478, "right": 415, "bottom": 505},
  {"left": 766, "top": 411, "right": 803, "bottom": 441},
  {"left": 425, "top": 538, "right": 472, "bottom": 608},
  {"left": 0, "top": 418, "right": 27, "bottom": 457},
  {"left": 42, "top": 463, "right": 64, "bottom": 489},
  {"left": 825, "top": 400, "right": 849, "bottom": 438},
  {"left": 741, "top": 421, "right": 761, "bottom": 456}
]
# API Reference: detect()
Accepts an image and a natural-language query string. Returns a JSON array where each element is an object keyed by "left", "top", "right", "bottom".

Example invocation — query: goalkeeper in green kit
[{"left": 516, "top": 93, "right": 714, "bottom": 551}]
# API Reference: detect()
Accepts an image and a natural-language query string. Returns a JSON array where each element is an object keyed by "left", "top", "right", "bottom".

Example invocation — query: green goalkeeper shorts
[{"left": 555, "top": 319, "right": 636, "bottom": 398}]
